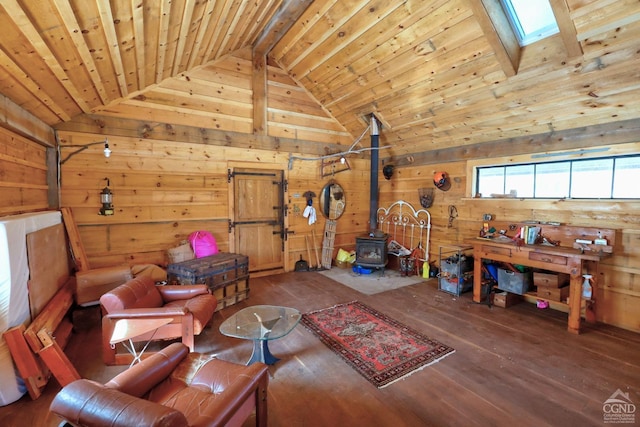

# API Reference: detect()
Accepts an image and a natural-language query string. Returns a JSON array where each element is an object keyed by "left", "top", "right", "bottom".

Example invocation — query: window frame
[
  {"left": 472, "top": 151, "right": 640, "bottom": 201},
  {"left": 500, "top": 0, "right": 560, "bottom": 47}
]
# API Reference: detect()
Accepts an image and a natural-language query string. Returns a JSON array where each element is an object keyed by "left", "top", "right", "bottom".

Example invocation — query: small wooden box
[
  {"left": 534, "top": 272, "right": 569, "bottom": 288},
  {"left": 335, "top": 259, "right": 350, "bottom": 269},
  {"left": 493, "top": 291, "right": 522, "bottom": 308},
  {"left": 537, "top": 285, "right": 570, "bottom": 302}
]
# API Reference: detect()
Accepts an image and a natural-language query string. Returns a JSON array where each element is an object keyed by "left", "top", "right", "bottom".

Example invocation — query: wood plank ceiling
[{"left": 1, "top": 0, "right": 639, "bottom": 159}]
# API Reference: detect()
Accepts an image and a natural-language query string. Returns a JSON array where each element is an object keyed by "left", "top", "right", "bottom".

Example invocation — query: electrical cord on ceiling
[{"left": 287, "top": 125, "right": 392, "bottom": 169}]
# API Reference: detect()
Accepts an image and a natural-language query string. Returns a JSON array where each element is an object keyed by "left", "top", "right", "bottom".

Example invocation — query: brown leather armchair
[
  {"left": 50, "top": 342, "right": 269, "bottom": 427},
  {"left": 100, "top": 276, "right": 217, "bottom": 365}
]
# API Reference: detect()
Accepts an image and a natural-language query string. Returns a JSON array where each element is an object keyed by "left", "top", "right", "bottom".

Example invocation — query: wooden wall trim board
[
  {"left": 55, "top": 114, "right": 344, "bottom": 157},
  {"left": 47, "top": 147, "right": 59, "bottom": 209},
  {"left": 383, "top": 117, "right": 640, "bottom": 168},
  {"left": 0, "top": 94, "right": 55, "bottom": 147}
]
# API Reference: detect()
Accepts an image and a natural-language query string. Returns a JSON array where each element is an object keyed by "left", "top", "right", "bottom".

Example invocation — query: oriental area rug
[{"left": 301, "top": 301, "right": 455, "bottom": 388}]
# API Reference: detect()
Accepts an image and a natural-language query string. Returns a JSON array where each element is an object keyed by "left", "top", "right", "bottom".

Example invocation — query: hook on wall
[{"left": 447, "top": 205, "right": 458, "bottom": 228}]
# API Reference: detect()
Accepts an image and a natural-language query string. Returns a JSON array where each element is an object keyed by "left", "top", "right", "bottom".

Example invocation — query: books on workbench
[{"left": 520, "top": 225, "right": 540, "bottom": 244}]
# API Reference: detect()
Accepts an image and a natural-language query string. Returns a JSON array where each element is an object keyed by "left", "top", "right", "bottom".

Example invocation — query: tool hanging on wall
[
  {"left": 418, "top": 187, "right": 434, "bottom": 209},
  {"left": 448, "top": 205, "right": 458, "bottom": 228},
  {"left": 302, "top": 191, "right": 317, "bottom": 225},
  {"left": 302, "top": 190, "right": 316, "bottom": 203}
]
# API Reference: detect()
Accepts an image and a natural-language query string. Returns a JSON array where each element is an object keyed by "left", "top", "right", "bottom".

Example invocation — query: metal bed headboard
[{"left": 377, "top": 200, "right": 431, "bottom": 262}]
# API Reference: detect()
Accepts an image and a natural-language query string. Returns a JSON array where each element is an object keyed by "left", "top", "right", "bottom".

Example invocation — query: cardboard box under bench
[
  {"left": 493, "top": 291, "right": 523, "bottom": 308},
  {"left": 167, "top": 253, "right": 249, "bottom": 312}
]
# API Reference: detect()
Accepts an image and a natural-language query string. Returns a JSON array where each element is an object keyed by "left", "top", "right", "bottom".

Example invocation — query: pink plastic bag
[{"left": 188, "top": 231, "right": 219, "bottom": 258}]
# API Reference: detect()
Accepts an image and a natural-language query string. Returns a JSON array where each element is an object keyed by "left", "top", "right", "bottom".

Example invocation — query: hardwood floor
[{"left": 1, "top": 272, "right": 639, "bottom": 426}]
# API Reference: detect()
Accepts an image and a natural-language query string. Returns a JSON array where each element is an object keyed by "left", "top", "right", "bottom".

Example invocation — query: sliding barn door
[{"left": 230, "top": 168, "right": 285, "bottom": 274}]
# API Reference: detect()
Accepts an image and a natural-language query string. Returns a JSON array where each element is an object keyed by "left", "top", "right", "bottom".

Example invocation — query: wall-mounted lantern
[{"left": 99, "top": 178, "right": 114, "bottom": 216}]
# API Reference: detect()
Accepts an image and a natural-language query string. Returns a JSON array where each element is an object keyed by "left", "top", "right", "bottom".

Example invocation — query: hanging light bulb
[
  {"left": 340, "top": 156, "right": 346, "bottom": 164},
  {"left": 103, "top": 139, "right": 111, "bottom": 158}
]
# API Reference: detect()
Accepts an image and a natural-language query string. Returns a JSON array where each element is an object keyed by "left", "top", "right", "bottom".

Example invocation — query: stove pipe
[{"left": 369, "top": 115, "right": 380, "bottom": 235}]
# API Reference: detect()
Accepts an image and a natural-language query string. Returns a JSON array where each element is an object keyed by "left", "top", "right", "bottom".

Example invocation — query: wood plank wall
[
  {"left": 0, "top": 127, "right": 50, "bottom": 215},
  {"left": 89, "top": 49, "right": 354, "bottom": 148},
  {"left": 379, "top": 155, "right": 640, "bottom": 333},
  {"left": 56, "top": 48, "right": 366, "bottom": 271},
  {"left": 57, "top": 126, "right": 374, "bottom": 272},
  {"left": 287, "top": 157, "right": 371, "bottom": 267},
  {"left": 23, "top": 34, "right": 640, "bottom": 334},
  {"left": 58, "top": 131, "right": 268, "bottom": 267}
]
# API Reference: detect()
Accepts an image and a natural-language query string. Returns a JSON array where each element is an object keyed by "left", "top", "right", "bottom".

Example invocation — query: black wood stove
[{"left": 355, "top": 233, "right": 389, "bottom": 269}]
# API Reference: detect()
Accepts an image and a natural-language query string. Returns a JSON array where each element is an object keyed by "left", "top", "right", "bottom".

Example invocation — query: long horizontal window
[{"left": 476, "top": 155, "right": 640, "bottom": 199}]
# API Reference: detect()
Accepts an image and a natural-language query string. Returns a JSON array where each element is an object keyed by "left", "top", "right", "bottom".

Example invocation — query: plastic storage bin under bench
[
  {"left": 497, "top": 268, "right": 532, "bottom": 295},
  {"left": 438, "top": 245, "right": 474, "bottom": 296},
  {"left": 167, "top": 253, "right": 249, "bottom": 312}
]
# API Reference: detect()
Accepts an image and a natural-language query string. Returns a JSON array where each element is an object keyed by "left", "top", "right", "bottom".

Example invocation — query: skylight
[{"left": 501, "top": 0, "right": 559, "bottom": 46}]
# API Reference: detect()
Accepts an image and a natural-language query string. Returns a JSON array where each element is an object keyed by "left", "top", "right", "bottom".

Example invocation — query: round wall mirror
[{"left": 320, "top": 180, "right": 346, "bottom": 220}]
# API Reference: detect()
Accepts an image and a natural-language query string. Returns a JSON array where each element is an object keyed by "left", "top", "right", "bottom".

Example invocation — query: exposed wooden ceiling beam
[
  {"left": 253, "top": 0, "right": 315, "bottom": 57},
  {"left": 252, "top": 0, "right": 315, "bottom": 135},
  {"left": 467, "top": 0, "right": 519, "bottom": 77},
  {"left": 0, "top": 93, "right": 56, "bottom": 147},
  {"left": 383, "top": 117, "right": 640, "bottom": 167},
  {"left": 549, "top": 0, "right": 583, "bottom": 58},
  {"left": 252, "top": 54, "right": 268, "bottom": 135},
  {"left": 53, "top": 113, "right": 342, "bottom": 156}
]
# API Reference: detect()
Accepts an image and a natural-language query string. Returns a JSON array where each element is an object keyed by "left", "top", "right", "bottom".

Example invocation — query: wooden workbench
[{"left": 468, "top": 222, "right": 615, "bottom": 334}]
